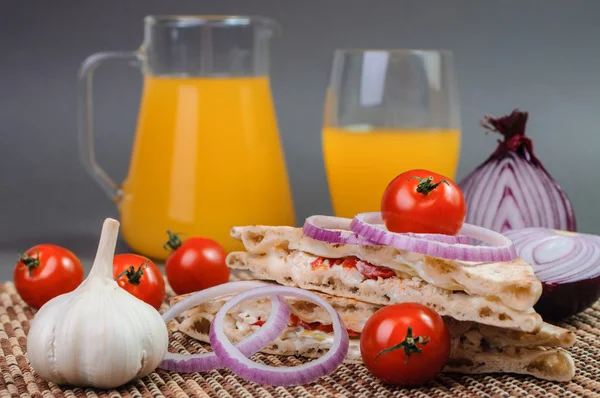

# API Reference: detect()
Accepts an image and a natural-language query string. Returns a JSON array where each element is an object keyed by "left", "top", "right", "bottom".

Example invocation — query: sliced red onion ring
[
  {"left": 351, "top": 212, "right": 517, "bottom": 262},
  {"left": 159, "top": 281, "right": 291, "bottom": 373},
  {"left": 210, "top": 285, "right": 349, "bottom": 386},
  {"left": 352, "top": 212, "right": 471, "bottom": 244},
  {"left": 303, "top": 214, "right": 469, "bottom": 245},
  {"left": 303, "top": 215, "right": 369, "bottom": 245}
]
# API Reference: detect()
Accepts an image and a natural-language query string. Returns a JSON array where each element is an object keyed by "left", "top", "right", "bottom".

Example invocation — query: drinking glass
[{"left": 322, "top": 49, "right": 461, "bottom": 217}]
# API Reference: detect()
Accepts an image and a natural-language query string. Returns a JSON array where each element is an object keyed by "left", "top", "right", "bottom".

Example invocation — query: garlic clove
[
  {"left": 26, "top": 218, "right": 169, "bottom": 389},
  {"left": 26, "top": 293, "right": 72, "bottom": 385}
]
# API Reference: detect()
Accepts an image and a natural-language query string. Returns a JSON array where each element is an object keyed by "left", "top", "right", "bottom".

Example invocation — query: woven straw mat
[{"left": 1, "top": 280, "right": 600, "bottom": 398}]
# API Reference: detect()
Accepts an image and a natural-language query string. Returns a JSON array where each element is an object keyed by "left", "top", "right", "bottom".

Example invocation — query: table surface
[
  {"left": 2, "top": 248, "right": 600, "bottom": 397},
  {"left": 2, "top": 276, "right": 600, "bottom": 397}
]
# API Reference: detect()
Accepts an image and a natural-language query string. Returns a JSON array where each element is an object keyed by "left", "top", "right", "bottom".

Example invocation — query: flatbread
[
  {"left": 169, "top": 293, "right": 575, "bottom": 382},
  {"left": 230, "top": 225, "right": 542, "bottom": 312},
  {"left": 227, "top": 250, "right": 543, "bottom": 332},
  {"left": 446, "top": 347, "right": 575, "bottom": 382},
  {"left": 169, "top": 291, "right": 573, "bottom": 350},
  {"left": 170, "top": 287, "right": 378, "bottom": 334},
  {"left": 180, "top": 327, "right": 574, "bottom": 382}
]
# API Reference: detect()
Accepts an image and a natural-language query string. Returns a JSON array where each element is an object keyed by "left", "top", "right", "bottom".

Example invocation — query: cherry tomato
[
  {"left": 113, "top": 254, "right": 165, "bottom": 310},
  {"left": 14, "top": 244, "right": 84, "bottom": 309},
  {"left": 381, "top": 169, "right": 466, "bottom": 235},
  {"left": 163, "top": 231, "right": 230, "bottom": 295},
  {"left": 360, "top": 303, "right": 451, "bottom": 387}
]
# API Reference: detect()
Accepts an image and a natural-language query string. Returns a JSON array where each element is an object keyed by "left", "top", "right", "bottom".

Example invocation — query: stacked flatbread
[{"left": 169, "top": 224, "right": 576, "bottom": 382}]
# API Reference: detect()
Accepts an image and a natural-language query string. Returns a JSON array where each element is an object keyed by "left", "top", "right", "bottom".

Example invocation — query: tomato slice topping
[
  {"left": 251, "top": 314, "right": 360, "bottom": 337},
  {"left": 289, "top": 314, "right": 361, "bottom": 337},
  {"left": 310, "top": 256, "right": 396, "bottom": 280},
  {"left": 355, "top": 260, "right": 396, "bottom": 280}
]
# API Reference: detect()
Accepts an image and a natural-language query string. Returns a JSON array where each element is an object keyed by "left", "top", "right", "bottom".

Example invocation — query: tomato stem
[
  {"left": 374, "top": 326, "right": 430, "bottom": 364},
  {"left": 19, "top": 251, "right": 40, "bottom": 276},
  {"left": 163, "top": 230, "right": 183, "bottom": 252},
  {"left": 410, "top": 176, "right": 449, "bottom": 195},
  {"left": 115, "top": 261, "right": 148, "bottom": 286}
]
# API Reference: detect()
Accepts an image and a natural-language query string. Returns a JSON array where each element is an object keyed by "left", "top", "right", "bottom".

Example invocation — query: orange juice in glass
[
  {"left": 322, "top": 50, "right": 461, "bottom": 217},
  {"left": 78, "top": 16, "right": 295, "bottom": 260}
]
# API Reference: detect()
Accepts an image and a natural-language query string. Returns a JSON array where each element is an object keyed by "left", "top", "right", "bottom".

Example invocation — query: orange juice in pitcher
[{"left": 78, "top": 16, "right": 295, "bottom": 259}]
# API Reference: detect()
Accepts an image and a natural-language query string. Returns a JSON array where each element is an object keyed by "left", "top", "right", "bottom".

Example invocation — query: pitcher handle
[{"left": 77, "top": 51, "right": 140, "bottom": 203}]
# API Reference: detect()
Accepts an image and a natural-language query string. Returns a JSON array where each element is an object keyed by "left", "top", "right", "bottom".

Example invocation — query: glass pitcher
[{"left": 78, "top": 15, "right": 295, "bottom": 260}]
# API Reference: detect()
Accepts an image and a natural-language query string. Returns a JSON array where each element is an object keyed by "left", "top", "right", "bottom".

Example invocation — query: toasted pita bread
[
  {"left": 180, "top": 328, "right": 574, "bottom": 382},
  {"left": 227, "top": 250, "right": 542, "bottom": 332},
  {"left": 230, "top": 225, "right": 542, "bottom": 312},
  {"left": 169, "top": 292, "right": 575, "bottom": 382},
  {"left": 169, "top": 287, "right": 377, "bottom": 334},
  {"left": 446, "top": 347, "right": 575, "bottom": 382}
]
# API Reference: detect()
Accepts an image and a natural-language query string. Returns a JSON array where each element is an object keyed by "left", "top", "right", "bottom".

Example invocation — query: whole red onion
[{"left": 459, "top": 109, "right": 576, "bottom": 233}]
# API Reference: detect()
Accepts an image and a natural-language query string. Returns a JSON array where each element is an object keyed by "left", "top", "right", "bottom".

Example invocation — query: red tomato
[
  {"left": 163, "top": 231, "right": 230, "bottom": 295},
  {"left": 113, "top": 254, "right": 165, "bottom": 310},
  {"left": 360, "top": 303, "right": 451, "bottom": 387},
  {"left": 14, "top": 244, "right": 84, "bottom": 309},
  {"left": 381, "top": 169, "right": 466, "bottom": 235}
]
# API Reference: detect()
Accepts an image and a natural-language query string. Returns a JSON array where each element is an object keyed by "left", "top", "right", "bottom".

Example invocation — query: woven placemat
[{"left": 1, "top": 281, "right": 600, "bottom": 398}]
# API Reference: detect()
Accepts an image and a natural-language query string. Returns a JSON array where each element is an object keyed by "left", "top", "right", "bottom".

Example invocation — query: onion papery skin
[
  {"left": 459, "top": 109, "right": 576, "bottom": 233},
  {"left": 505, "top": 227, "right": 600, "bottom": 321}
]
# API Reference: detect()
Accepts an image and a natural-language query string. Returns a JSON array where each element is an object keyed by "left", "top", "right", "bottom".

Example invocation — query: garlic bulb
[{"left": 26, "top": 218, "right": 169, "bottom": 389}]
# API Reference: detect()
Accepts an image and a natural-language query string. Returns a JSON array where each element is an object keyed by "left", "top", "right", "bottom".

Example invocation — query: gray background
[{"left": 1, "top": 0, "right": 600, "bottom": 279}]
